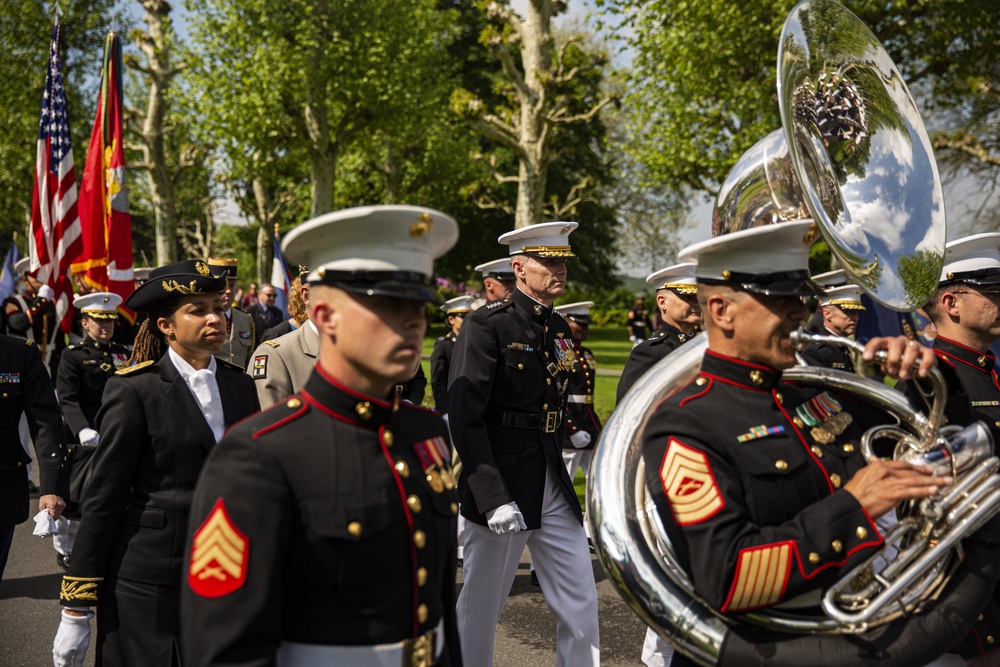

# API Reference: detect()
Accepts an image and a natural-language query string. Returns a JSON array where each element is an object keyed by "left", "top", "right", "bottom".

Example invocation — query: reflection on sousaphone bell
[{"left": 712, "top": 0, "right": 948, "bottom": 311}]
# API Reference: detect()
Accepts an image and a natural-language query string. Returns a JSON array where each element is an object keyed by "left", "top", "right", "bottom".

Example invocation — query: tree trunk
[
  {"left": 513, "top": 0, "right": 553, "bottom": 228},
  {"left": 252, "top": 178, "right": 273, "bottom": 285},
  {"left": 135, "top": 0, "right": 178, "bottom": 264}
]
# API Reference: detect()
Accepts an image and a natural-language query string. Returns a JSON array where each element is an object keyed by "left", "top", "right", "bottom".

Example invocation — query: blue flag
[
  {"left": 270, "top": 229, "right": 291, "bottom": 318},
  {"left": 0, "top": 240, "right": 21, "bottom": 301}
]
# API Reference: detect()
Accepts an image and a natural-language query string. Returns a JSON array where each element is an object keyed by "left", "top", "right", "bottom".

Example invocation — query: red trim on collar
[
  {"left": 680, "top": 377, "right": 713, "bottom": 407},
  {"left": 313, "top": 363, "right": 393, "bottom": 407},
  {"left": 251, "top": 402, "right": 309, "bottom": 439},
  {"left": 300, "top": 389, "right": 372, "bottom": 429},
  {"left": 704, "top": 350, "right": 777, "bottom": 372},
  {"left": 701, "top": 372, "right": 771, "bottom": 393},
  {"left": 934, "top": 342, "right": 992, "bottom": 374}
]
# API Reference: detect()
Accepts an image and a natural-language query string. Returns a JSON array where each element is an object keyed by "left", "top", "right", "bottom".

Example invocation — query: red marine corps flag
[
  {"left": 30, "top": 18, "right": 82, "bottom": 333},
  {"left": 72, "top": 29, "right": 135, "bottom": 321}
]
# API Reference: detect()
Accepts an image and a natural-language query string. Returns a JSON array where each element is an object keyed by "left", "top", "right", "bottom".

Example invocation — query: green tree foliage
[
  {"left": 0, "top": 0, "right": 129, "bottom": 246},
  {"left": 598, "top": 0, "right": 999, "bottom": 228}
]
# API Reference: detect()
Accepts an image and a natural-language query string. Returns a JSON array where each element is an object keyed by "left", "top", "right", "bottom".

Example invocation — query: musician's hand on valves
[
  {"left": 844, "top": 456, "right": 953, "bottom": 518},
  {"left": 486, "top": 502, "right": 527, "bottom": 534},
  {"left": 862, "top": 336, "right": 935, "bottom": 380}
]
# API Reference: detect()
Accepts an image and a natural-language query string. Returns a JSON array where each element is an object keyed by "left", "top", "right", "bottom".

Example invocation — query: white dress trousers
[{"left": 457, "top": 468, "right": 600, "bottom": 666}]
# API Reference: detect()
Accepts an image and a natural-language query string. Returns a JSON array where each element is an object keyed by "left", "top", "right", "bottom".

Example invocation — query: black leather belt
[{"left": 485, "top": 409, "right": 562, "bottom": 433}]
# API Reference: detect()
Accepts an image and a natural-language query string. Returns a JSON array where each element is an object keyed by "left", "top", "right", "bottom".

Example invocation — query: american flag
[{"left": 30, "top": 22, "right": 82, "bottom": 333}]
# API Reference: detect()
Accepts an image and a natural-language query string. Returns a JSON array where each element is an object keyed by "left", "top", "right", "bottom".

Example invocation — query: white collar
[{"left": 168, "top": 347, "right": 217, "bottom": 379}]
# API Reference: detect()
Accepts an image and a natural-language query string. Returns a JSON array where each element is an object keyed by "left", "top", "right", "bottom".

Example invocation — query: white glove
[
  {"left": 629, "top": 335, "right": 638, "bottom": 344},
  {"left": 38, "top": 283, "right": 55, "bottom": 301},
  {"left": 485, "top": 502, "right": 526, "bottom": 534},
  {"left": 78, "top": 428, "right": 99, "bottom": 447},
  {"left": 569, "top": 430, "right": 592, "bottom": 449},
  {"left": 53, "top": 608, "right": 93, "bottom": 667},
  {"left": 33, "top": 510, "right": 65, "bottom": 538}
]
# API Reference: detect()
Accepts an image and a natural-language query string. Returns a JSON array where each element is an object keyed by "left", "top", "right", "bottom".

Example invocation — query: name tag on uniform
[{"left": 0, "top": 372, "right": 20, "bottom": 383}]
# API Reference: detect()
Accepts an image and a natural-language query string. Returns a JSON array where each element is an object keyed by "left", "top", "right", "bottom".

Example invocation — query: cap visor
[
  {"left": 338, "top": 281, "right": 443, "bottom": 305},
  {"left": 741, "top": 277, "right": 825, "bottom": 298}
]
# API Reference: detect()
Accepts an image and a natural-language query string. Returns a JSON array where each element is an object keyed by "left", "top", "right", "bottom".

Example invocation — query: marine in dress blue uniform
[
  {"left": 641, "top": 222, "right": 964, "bottom": 666},
  {"left": 430, "top": 296, "right": 475, "bottom": 416},
  {"left": 618, "top": 263, "right": 701, "bottom": 403},
  {"left": 0, "top": 334, "right": 69, "bottom": 581},
  {"left": 800, "top": 284, "right": 865, "bottom": 372},
  {"left": 554, "top": 301, "right": 602, "bottom": 480},
  {"left": 919, "top": 233, "right": 1000, "bottom": 661},
  {"left": 53, "top": 292, "right": 130, "bottom": 568},
  {"left": 449, "top": 222, "right": 600, "bottom": 666},
  {"left": 181, "top": 205, "right": 463, "bottom": 667}
]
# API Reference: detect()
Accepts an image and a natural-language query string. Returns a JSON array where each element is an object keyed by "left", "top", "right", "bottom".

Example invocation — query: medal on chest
[
  {"left": 794, "top": 392, "right": 852, "bottom": 444},
  {"left": 415, "top": 436, "right": 456, "bottom": 492},
  {"left": 553, "top": 337, "right": 576, "bottom": 372}
]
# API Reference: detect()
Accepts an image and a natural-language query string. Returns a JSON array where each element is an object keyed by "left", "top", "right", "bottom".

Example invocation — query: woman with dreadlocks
[{"left": 52, "top": 260, "right": 260, "bottom": 667}]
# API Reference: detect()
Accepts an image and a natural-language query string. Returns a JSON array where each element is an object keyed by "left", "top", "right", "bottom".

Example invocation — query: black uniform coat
[
  {"left": 626, "top": 305, "right": 651, "bottom": 340},
  {"left": 55, "top": 337, "right": 130, "bottom": 439},
  {"left": 617, "top": 323, "right": 697, "bottom": 403},
  {"left": 0, "top": 335, "right": 68, "bottom": 526},
  {"left": 59, "top": 352, "right": 259, "bottom": 608},
  {"left": 926, "top": 336, "right": 1000, "bottom": 658},
  {"left": 180, "top": 365, "right": 462, "bottom": 667},
  {"left": 643, "top": 351, "right": 884, "bottom": 613},
  {"left": 447, "top": 288, "right": 580, "bottom": 529},
  {"left": 430, "top": 331, "right": 457, "bottom": 414},
  {"left": 800, "top": 326, "right": 856, "bottom": 372},
  {"left": 563, "top": 342, "right": 601, "bottom": 450}
]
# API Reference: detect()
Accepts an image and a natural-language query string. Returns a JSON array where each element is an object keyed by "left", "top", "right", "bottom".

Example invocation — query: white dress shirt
[{"left": 168, "top": 348, "right": 225, "bottom": 443}]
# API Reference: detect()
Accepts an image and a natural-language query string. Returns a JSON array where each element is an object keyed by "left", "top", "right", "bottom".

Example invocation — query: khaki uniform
[
  {"left": 248, "top": 323, "right": 319, "bottom": 408},
  {"left": 216, "top": 307, "right": 255, "bottom": 370}
]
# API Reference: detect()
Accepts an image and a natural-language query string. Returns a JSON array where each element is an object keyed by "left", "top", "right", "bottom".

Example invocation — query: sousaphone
[{"left": 588, "top": 1, "right": 1000, "bottom": 664}]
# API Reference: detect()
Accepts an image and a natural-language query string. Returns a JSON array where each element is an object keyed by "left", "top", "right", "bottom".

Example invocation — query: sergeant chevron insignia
[
  {"left": 660, "top": 438, "right": 723, "bottom": 526},
  {"left": 187, "top": 498, "right": 249, "bottom": 598}
]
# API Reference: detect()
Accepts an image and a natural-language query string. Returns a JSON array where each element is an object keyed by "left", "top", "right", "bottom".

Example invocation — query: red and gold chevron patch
[
  {"left": 660, "top": 438, "right": 723, "bottom": 526},
  {"left": 723, "top": 542, "right": 793, "bottom": 612},
  {"left": 187, "top": 498, "right": 249, "bottom": 598}
]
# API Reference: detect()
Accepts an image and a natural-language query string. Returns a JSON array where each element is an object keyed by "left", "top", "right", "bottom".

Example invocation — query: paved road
[{"left": 1, "top": 502, "right": 647, "bottom": 666}]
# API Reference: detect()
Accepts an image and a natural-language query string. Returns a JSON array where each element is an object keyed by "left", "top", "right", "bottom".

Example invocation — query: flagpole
[{"left": 52, "top": 0, "right": 61, "bottom": 24}]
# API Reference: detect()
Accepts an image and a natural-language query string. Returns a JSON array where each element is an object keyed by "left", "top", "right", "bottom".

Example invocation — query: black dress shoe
[
  {"left": 530, "top": 571, "right": 540, "bottom": 587},
  {"left": 56, "top": 553, "right": 71, "bottom": 571}
]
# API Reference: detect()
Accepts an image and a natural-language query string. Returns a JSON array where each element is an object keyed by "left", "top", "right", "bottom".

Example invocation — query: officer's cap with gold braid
[
  {"left": 207, "top": 257, "right": 238, "bottom": 279},
  {"left": 939, "top": 233, "right": 1000, "bottom": 287},
  {"left": 441, "top": 295, "right": 476, "bottom": 315},
  {"left": 679, "top": 221, "right": 824, "bottom": 297},
  {"left": 555, "top": 301, "right": 594, "bottom": 325},
  {"left": 499, "top": 221, "right": 577, "bottom": 259},
  {"left": 474, "top": 257, "right": 515, "bottom": 280},
  {"left": 124, "top": 260, "right": 228, "bottom": 312},
  {"left": 818, "top": 284, "right": 865, "bottom": 311},
  {"left": 282, "top": 205, "right": 458, "bottom": 304},
  {"left": 73, "top": 292, "right": 122, "bottom": 320},
  {"left": 646, "top": 263, "right": 697, "bottom": 296}
]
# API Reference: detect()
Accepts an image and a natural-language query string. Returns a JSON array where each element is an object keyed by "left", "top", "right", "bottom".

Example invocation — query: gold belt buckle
[
  {"left": 404, "top": 631, "right": 435, "bottom": 667},
  {"left": 544, "top": 411, "right": 559, "bottom": 433}
]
